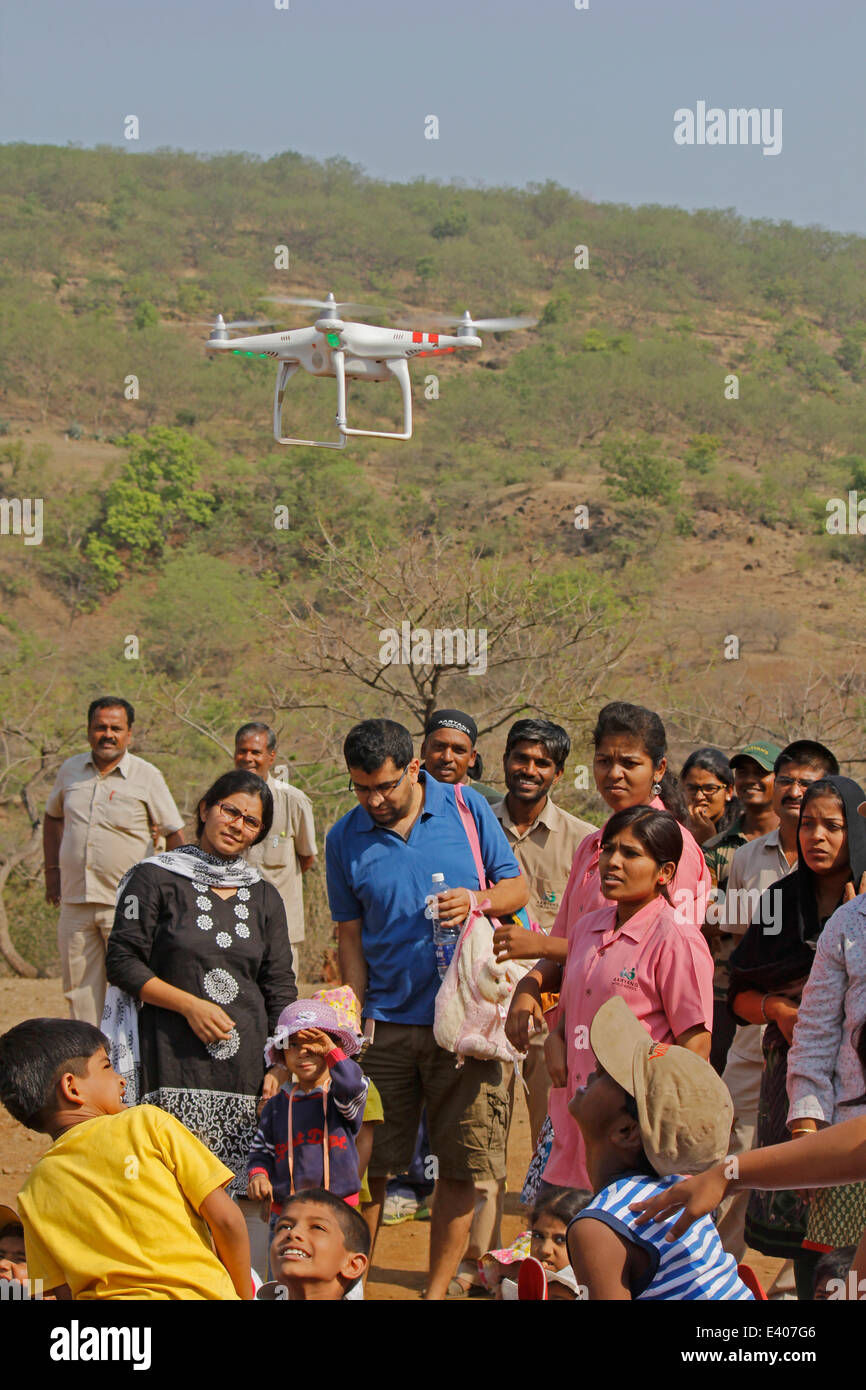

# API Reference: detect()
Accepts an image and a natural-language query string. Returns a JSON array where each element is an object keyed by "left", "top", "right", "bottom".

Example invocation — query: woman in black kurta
[
  {"left": 727, "top": 775, "right": 866, "bottom": 1290},
  {"left": 105, "top": 771, "right": 297, "bottom": 1193}
]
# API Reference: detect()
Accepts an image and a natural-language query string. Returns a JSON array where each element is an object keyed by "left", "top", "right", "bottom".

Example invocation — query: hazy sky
[{"left": 2, "top": 0, "right": 864, "bottom": 234}]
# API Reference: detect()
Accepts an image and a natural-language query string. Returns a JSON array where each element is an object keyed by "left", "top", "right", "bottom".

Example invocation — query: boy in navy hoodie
[{"left": 247, "top": 999, "right": 368, "bottom": 1217}]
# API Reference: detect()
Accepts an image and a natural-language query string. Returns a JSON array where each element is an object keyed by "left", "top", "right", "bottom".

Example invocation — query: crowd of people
[{"left": 1, "top": 692, "right": 866, "bottom": 1302}]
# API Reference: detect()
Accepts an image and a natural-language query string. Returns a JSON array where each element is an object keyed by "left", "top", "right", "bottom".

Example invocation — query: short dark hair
[
  {"left": 0, "top": 1018, "right": 108, "bottom": 1132},
  {"left": 235, "top": 722, "right": 276, "bottom": 752},
  {"left": 505, "top": 718, "right": 571, "bottom": 772},
  {"left": 814, "top": 1245, "right": 857, "bottom": 1291},
  {"left": 775, "top": 741, "right": 839, "bottom": 777},
  {"left": 196, "top": 770, "right": 273, "bottom": 845},
  {"left": 0, "top": 1221, "right": 24, "bottom": 1240},
  {"left": 600, "top": 805, "right": 684, "bottom": 903},
  {"left": 343, "top": 719, "right": 413, "bottom": 774},
  {"left": 530, "top": 1187, "right": 591, "bottom": 1228},
  {"left": 279, "top": 1188, "right": 371, "bottom": 1259},
  {"left": 87, "top": 696, "right": 134, "bottom": 729}
]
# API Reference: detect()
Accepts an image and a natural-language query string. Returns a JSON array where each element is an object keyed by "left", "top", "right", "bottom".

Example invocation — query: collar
[
  {"left": 590, "top": 895, "right": 667, "bottom": 943},
  {"left": 85, "top": 750, "right": 131, "bottom": 779},
  {"left": 493, "top": 795, "right": 558, "bottom": 836},
  {"left": 355, "top": 767, "right": 439, "bottom": 833},
  {"left": 762, "top": 826, "right": 783, "bottom": 850}
]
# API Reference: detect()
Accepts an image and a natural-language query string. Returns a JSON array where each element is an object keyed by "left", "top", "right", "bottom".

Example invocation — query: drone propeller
[
  {"left": 395, "top": 310, "right": 537, "bottom": 332},
  {"left": 265, "top": 294, "right": 378, "bottom": 318},
  {"left": 196, "top": 317, "right": 279, "bottom": 331}
]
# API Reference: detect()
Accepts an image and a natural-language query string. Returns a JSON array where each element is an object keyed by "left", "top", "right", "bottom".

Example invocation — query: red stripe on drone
[{"left": 412, "top": 331, "right": 423, "bottom": 343}]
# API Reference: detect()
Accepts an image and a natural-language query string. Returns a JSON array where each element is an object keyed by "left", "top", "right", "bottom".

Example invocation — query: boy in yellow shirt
[{"left": 0, "top": 1018, "right": 251, "bottom": 1300}]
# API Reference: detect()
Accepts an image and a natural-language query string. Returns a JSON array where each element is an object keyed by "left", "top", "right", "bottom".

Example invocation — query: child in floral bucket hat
[{"left": 247, "top": 998, "right": 369, "bottom": 1229}]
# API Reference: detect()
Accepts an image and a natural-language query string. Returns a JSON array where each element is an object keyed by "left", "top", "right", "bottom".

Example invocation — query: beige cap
[
  {"left": 0, "top": 1204, "right": 21, "bottom": 1231},
  {"left": 589, "top": 997, "right": 732, "bottom": 1177}
]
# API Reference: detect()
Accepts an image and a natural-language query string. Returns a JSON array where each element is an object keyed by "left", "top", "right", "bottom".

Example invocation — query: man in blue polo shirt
[{"left": 327, "top": 717, "right": 528, "bottom": 1301}]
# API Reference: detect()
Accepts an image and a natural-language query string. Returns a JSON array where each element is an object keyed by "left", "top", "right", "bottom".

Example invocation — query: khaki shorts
[{"left": 361, "top": 1022, "right": 509, "bottom": 1183}]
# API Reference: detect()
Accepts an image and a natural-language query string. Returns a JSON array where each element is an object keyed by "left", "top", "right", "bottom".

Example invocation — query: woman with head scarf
[
  {"left": 728, "top": 774, "right": 866, "bottom": 1297},
  {"left": 785, "top": 781, "right": 866, "bottom": 1262},
  {"left": 106, "top": 770, "right": 298, "bottom": 1194}
]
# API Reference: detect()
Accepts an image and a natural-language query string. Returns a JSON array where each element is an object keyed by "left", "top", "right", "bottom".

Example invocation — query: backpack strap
[{"left": 454, "top": 783, "right": 490, "bottom": 899}]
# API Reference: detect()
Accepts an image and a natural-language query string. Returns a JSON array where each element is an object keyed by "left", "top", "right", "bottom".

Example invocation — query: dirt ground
[{"left": 0, "top": 977, "right": 785, "bottom": 1300}]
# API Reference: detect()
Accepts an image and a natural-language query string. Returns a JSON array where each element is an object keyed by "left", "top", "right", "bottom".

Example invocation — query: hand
[
  {"left": 688, "top": 807, "right": 717, "bottom": 846},
  {"left": 247, "top": 1172, "right": 273, "bottom": 1204},
  {"left": 843, "top": 871, "right": 866, "bottom": 903},
  {"left": 292, "top": 1027, "right": 335, "bottom": 1056},
  {"left": 262, "top": 1065, "right": 287, "bottom": 1101},
  {"left": 629, "top": 1164, "right": 729, "bottom": 1240},
  {"left": 0, "top": 1258, "right": 28, "bottom": 1285},
  {"left": 544, "top": 1029, "right": 568, "bottom": 1088},
  {"left": 505, "top": 991, "right": 544, "bottom": 1053},
  {"left": 183, "top": 996, "right": 235, "bottom": 1045},
  {"left": 436, "top": 888, "right": 473, "bottom": 928},
  {"left": 45, "top": 869, "right": 61, "bottom": 906},
  {"left": 493, "top": 922, "right": 541, "bottom": 962},
  {"left": 765, "top": 995, "right": 798, "bottom": 1045}
]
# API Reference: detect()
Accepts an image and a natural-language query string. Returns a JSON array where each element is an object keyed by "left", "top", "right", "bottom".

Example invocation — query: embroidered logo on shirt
[{"left": 615, "top": 965, "right": 638, "bottom": 991}]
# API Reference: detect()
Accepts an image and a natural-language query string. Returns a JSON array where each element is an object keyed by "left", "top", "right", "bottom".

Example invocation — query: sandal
[{"left": 446, "top": 1273, "right": 476, "bottom": 1297}]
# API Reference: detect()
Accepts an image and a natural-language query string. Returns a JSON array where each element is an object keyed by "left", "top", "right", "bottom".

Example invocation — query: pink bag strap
[{"left": 454, "top": 783, "right": 489, "bottom": 892}]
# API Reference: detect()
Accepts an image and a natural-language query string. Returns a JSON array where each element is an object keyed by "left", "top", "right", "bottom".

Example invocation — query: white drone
[{"left": 202, "top": 294, "right": 536, "bottom": 448}]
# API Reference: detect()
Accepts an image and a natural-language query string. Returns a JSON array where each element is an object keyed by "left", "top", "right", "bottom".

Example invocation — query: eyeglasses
[
  {"left": 216, "top": 801, "right": 263, "bottom": 832},
  {"left": 683, "top": 783, "right": 727, "bottom": 799},
  {"left": 347, "top": 765, "right": 411, "bottom": 801},
  {"left": 776, "top": 776, "right": 819, "bottom": 791}
]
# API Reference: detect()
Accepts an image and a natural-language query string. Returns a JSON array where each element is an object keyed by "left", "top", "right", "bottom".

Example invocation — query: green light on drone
[
  {"left": 326, "top": 333, "right": 341, "bottom": 348},
  {"left": 231, "top": 350, "right": 270, "bottom": 358}
]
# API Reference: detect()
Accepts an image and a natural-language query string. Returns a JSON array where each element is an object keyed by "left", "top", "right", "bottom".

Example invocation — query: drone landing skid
[
  {"left": 273, "top": 361, "right": 346, "bottom": 449},
  {"left": 272, "top": 355, "right": 413, "bottom": 448}
]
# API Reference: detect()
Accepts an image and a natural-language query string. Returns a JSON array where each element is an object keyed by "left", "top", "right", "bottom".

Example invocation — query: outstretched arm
[{"left": 630, "top": 1116, "right": 866, "bottom": 1240}]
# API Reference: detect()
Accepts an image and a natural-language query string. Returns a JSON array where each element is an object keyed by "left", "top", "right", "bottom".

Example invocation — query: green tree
[
  {"left": 88, "top": 427, "right": 215, "bottom": 583},
  {"left": 684, "top": 433, "right": 721, "bottom": 473},
  {"left": 602, "top": 436, "right": 681, "bottom": 505}
]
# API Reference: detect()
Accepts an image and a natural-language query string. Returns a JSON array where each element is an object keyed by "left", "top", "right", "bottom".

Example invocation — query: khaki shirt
[
  {"left": 725, "top": 828, "right": 793, "bottom": 935},
  {"left": 244, "top": 775, "right": 317, "bottom": 944},
  {"left": 45, "top": 751, "right": 185, "bottom": 906},
  {"left": 492, "top": 796, "right": 595, "bottom": 931}
]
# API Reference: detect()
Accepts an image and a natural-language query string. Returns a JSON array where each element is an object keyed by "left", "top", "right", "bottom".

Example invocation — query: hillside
[{"left": 2, "top": 143, "right": 866, "bottom": 974}]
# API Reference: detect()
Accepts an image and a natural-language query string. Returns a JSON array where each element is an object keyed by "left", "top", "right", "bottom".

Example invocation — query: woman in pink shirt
[{"left": 505, "top": 702, "right": 713, "bottom": 1195}]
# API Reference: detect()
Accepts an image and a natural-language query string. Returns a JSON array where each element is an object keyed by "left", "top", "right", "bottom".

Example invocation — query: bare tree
[
  {"left": 659, "top": 665, "right": 866, "bottom": 769},
  {"left": 268, "top": 527, "right": 635, "bottom": 750}
]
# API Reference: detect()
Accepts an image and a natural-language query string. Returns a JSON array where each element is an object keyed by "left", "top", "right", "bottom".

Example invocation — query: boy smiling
[{"left": 256, "top": 1189, "right": 370, "bottom": 1300}]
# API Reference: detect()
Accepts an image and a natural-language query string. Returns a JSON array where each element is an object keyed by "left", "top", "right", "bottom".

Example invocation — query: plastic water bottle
[{"left": 427, "top": 873, "right": 460, "bottom": 980}]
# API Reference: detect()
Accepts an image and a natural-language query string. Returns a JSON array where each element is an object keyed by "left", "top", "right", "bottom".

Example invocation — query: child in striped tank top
[{"left": 566, "top": 995, "right": 752, "bottom": 1300}]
